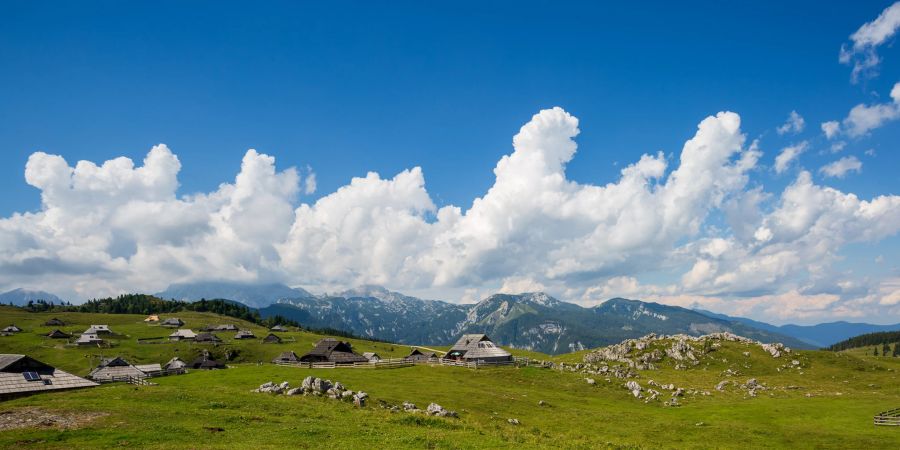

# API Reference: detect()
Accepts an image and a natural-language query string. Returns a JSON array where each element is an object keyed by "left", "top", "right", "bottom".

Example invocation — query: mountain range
[
  {"left": 696, "top": 309, "right": 900, "bottom": 349},
  {"left": 0, "top": 288, "right": 63, "bottom": 306},
  {"left": 8, "top": 282, "right": 897, "bottom": 354},
  {"left": 161, "top": 282, "right": 814, "bottom": 353}
]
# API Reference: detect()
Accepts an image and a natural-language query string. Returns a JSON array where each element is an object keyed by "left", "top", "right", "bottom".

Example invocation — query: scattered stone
[
  {"left": 715, "top": 380, "right": 729, "bottom": 392},
  {"left": 508, "top": 418, "right": 520, "bottom": 425},
  {"left": 538, "top": 400, "right": 547, "bottom": 407},
  {"left": 426, "top": 403, "right": 458, "bottom": 418},
  {"left": 585, "top": 378, "right": 596, "bottom": 385},
  {"left": 695, "top": 422, "right": 705, "bottom": 427}
]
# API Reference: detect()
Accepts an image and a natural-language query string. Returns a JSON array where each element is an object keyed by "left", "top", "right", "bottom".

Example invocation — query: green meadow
[{"left": 1, "top": 307, "right": 899, "bottom": 449}]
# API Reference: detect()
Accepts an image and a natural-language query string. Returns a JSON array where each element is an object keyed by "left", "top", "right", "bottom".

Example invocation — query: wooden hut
[
  {"left": 262, "top": 333, "right": 282, "bottom": 344},
  {"left": 44, "top": 318, "right": 65, "bottom": 326},
  {"left": 75, "top": 333, "right": 103, "bottom": 346},
  {"left": 194, "top": 333, "right": 222, "bottom": 343},
  {"left": 144, "top": 315, "right": 160, "bottom": 322},
  {"left": 362, "top": 352, "right": 381, "bottom": 362},
  {"left": 206, "top": 324, "right": 238, "bottom": 332},
  {"left": 190, "top": 352, "right": 225, "bottom": 370},
  {"left": 234, "top": 330, "right": 256, "bottom": 340},
  {"left": 445, "top": 334, "right": 512, "bottom": 363},
  {"left": 84, "top": 324, "right": 112, "bottom": 335},
  {"left": 406, "top": 348, "right": 437, "bottom": 362},
  {"left": 168, "top": 329, "right": 197, "bottom": 341},
  {"left": 0, "top": 354, "right": 97, "bottom": 400},
  {"left": 272, "top": 351, "right": 301, "bottom": 364},
  {"left": 88, "top": 357, "right": 150, "bottom": 381},
  {"left": 163, "top": 357, "right": 187, "bottom": 371},
  {"left": 47, "top": 329, "right": 71, "bottom": 339},
  {"left": 2, "top": 325, "right": 22, "bottom": 333},
  {"left": 269, "top": 325, "right": 288, "bottom": 332},
  {"left": 160, "top": 318, "right": 184, "bottom": 328},
  {"left": 299, "top": 338, "right": 368, "bottom": 364}
]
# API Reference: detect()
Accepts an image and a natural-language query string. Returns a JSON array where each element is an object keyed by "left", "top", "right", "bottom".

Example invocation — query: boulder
[
  {"left": 286, "top": 387, "right": 302, "bottom": 396},
  {"left": 585, "top": 378, "right": 596, "bottom": 385},
  {"left": 403, "top": 401, "right": 419, "bottom": 411},
  {"left": 508, "top": 418, "right": 520, "bottom": 425},
  {"left": 715, "top": 380, "right": 729, "bottom": 392}
]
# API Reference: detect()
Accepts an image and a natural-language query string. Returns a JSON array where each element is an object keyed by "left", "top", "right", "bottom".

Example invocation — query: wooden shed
[
  {"left": 272, "top": 351, "right": 301, "bottom": 364},
  {"left": 406, "top": 348, "right": 437, "bottom": 362},
  {"left": 234, "top": 330, "right": 256, "bottom": 339},
  {"left": 262, "top": 333, "right": 282, "bottom": 344},
  {"left": 161, "top": 318, "right": 184, "bottom": 328},
  {"left": 88, "top": 357, "right": 151, "bottom": 382},
  {"left": 47, "top": 329, "right": 71, "bottom": 339},
  {"left": 299, "top": 338, "right": 368, "bottom": 364},
  {"left": 194, "top": 333, "right": 222, "bottom": 343},
  {"left": 44, "top": 318, "right": 66, "bottom": 326}
]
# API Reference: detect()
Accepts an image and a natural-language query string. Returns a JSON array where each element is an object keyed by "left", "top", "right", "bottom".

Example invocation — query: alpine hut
[
  {"left": 168, "top": 329, "right": 197, "bottom": 341},
  {"left": 191, "top": 351, "right": 225, "bottom": 370},
  {"left": 144, "top": 314, "right": 160, "bottom": 322},
  {"left": 445, "top": 334, "right": 512, "bottom": 363},
  {"left": 88, "top": 357, "right": 150, "bottom": 381},
  {"left": 362, "top": 352, "right": 381, "bottom": 362},
  {"left": 406, "top": 348, "right": 437, "bottom": 362},
  {"left": 163, "top": 357, "right": 187, "bottom": 371},
  {"left": 269, "top": 325, "right": 288, "bottom": 332},
  {"left": 262, "top": 333, "right": 282, "bottom": 344},
  {"left": 0, "top": 354, "right": 98, "bottom": 400},
  {"left": 47, "top": 329, "right": 71, "bottom": 339},
  {"left": 299, "top": 338, "right": 368, "bottom": 364},
  {"left": 160, "top": 318, "right": 184, "bottom": 328},
  {"left": 234, "top": 330, "right": 256, "bottom": 339},
  {"left": 1, "top": 325, "right": 22, "bottom": 333},
  {"left": 206, "top": 324, "right": 238, "bottom": 332},
  {"left": 84, "top": 324, "right": 112, "bottom": 335},
  {"left": 44, "top": 318, "right": 66, "bottom": 326},
  {"left": 272, "top": 351, "right": 301, "bottom": 364},
  {"left": 194, "top": 332, "right": 222, "bottom": 343},
  {"left": 76, "top": 333, "right": 103, "bottom": 346}
]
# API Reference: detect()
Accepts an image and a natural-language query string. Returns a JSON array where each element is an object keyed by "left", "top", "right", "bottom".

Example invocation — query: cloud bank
[{"left": 2, "top": 107, "right": 899, "bottom": 323}]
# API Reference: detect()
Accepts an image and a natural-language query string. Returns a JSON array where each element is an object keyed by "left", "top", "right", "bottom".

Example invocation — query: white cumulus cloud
[
  {"left": 840, "top": 1, "right": 900, "bottom": 83},
  {"left": 820, "top": 156, "right": 863, "bottom": 178},
  {"left": 776, "top": 110, "right": 805, "bottom": 135},
  {"left": 774, "top": 141, "right": 808, "bottom": 174}
]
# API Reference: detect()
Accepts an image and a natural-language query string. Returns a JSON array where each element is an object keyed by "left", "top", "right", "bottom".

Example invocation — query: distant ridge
[
  {"left": 696, "top": 309, "right": 900, "bottom": 348},
  {"left": 156, "top": 281, "right": 312, "bottom": 309},
  {"left": 0, "top": 288, "right": 63, "bottom": 306}
]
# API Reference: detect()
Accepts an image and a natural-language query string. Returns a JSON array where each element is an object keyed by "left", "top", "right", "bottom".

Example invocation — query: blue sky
[{"left": 1, "top": 1, "right": 899, "bottom": 324}]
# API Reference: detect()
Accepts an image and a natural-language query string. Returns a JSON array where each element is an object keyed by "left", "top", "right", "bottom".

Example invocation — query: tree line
[{"left": 828, "top": 330, "right": 900, "bottom": 353}]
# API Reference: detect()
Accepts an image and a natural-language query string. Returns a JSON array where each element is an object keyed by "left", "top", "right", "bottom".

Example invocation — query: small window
[{"left": 23, "top": 371, "right": 41, "bottom": 381}]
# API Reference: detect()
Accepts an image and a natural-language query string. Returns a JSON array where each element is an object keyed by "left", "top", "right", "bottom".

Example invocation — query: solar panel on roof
[{"left": 23, "top": 371, "right": 41, "bottom": 381}]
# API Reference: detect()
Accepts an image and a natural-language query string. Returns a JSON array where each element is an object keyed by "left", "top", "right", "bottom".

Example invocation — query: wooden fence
[
  {"left": 874, "top": 408, "right": 900, "bottom": 426},
  {"left": 274, "top": 356, "right": 531, "bottom": 370}
]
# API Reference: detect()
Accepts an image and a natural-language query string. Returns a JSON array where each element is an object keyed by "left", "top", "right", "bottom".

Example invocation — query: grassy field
[{"left": 1, "top": 308, "right": 899, "bottom": 448}]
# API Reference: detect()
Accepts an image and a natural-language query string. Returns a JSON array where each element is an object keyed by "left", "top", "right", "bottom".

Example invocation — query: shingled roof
[
  {"left": 299, "top": 338, "right": 368, "bottom": 364},
  {"left": 47, "top": 329, "right": 71, "bottom": 339},
  {"left": 44, "top": 318, "right": 65, "bottom": 326},
  {"left": 0, "top": 354, "right": 98, "bottom": 399},
  {"left": 272, "top": 351, "right": 301, "bottom": 363},
  {"left": 446, "top": 334, "right": 512, "bottom": 362}
]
